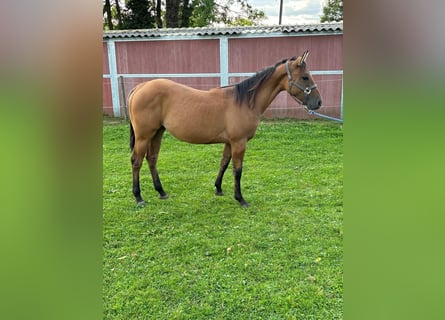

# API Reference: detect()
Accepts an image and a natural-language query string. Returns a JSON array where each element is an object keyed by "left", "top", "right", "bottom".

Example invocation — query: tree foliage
[
  {"left": 122, "top": 0, "right": 156, "bottom": 29},
  {"left": 103, "top": 0, "right": 265, "bottom": 30},
  {"left": 320, "top": 0, "right": 343, "bottom": 22}
]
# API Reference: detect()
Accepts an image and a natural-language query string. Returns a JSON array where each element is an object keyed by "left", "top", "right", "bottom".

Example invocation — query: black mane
[{"left": 232, "top": 57, "right": 296, "bottom": 108}]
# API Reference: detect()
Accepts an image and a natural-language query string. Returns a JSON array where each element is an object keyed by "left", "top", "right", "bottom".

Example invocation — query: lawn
[{"left": 103, "top": 119, "right": 343, "bottom": 319}]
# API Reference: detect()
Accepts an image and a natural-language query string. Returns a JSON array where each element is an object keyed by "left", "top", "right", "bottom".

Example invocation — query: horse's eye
[{"left": 302, "top": 76, "right": 309, "bottom": 81}]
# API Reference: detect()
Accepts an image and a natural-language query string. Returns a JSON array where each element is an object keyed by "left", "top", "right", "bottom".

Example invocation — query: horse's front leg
[
  {"left": 214, "top": 143, "right": 232, "bottom": 196},
  {"left": 231, "top": 140, "right": 249, "bottom": 207}
]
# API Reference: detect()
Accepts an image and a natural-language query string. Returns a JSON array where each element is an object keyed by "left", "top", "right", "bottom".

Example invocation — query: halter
[{"left": 285, "top": 60, "right": 318, "bottom": 106}]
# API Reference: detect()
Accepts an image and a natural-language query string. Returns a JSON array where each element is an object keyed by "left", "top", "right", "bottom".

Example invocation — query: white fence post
[
  {"left": 340, "top": 76, "right": 344, "bottom": 120},
  {"left": 219, "top": 36, "right": 229, "bottom": 86},
  {"left": 107, "top": 40, "right": 121, "bottom": 117}
]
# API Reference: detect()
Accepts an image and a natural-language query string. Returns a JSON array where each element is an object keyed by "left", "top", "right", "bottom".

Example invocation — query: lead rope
[{"left": 306, "top": 109, "right": 344, "bottom": 123}]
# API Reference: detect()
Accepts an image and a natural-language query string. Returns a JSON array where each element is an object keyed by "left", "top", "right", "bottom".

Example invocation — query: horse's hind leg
[
  {"left": 146, "top": 127, "right": 168, "bottom": 199},
  {"left": 214, "top": 143, "right": 232, "bottom": 196},
  {"left": 131, "top": 138, "right": 148, "bottom": 205}
]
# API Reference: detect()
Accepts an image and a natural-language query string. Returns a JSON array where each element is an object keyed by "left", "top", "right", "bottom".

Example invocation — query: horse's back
[{"left": 130, "top": 79, "right": 211, "bottom": 110}]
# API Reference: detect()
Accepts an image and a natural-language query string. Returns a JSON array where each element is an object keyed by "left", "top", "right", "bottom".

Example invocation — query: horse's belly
[
  {"left": 160, "top": 99, "right": 227, "bottom": 143},
  {"left": 164, "top": 121, "right": 227, "bottom": 144}
]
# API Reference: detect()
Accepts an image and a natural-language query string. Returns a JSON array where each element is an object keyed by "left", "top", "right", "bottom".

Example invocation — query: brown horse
[{"left": 128, "top": 50, "right": 321, "bottom": 207}]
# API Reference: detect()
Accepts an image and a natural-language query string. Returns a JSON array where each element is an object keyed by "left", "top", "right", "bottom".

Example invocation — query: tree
[
  {"left": 103, "top": 0, "right": 114, "bottom": 30},
  {"left": 189, "top": 0, "right": 265, "bottom": 27},
  {"left": 166, "top": 0, "right": 180, "bottom": 28},
  {"left": 320, "top": 0, "right": 343, "bottom": 22},
  {"left": 114, "top": 0, "right": 124, "bottom": 29},
  {"left": 218, "top": 0, "right": 265, "bottom": 26},
  {"left": 181, "top": 0, "right": 194, "bottom": 27},
  {"left": 102, "top": 0, "right": 265, "bottom": 30},
  {"left": 122, "top": 0, "right": 156, "bottom": 29},
  {"left": 155, "top": 0, "right": 163, "bottom": 28}
]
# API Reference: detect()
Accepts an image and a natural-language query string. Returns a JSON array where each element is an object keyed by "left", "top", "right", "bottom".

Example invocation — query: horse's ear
[{"left": 300, "top": 50, "right": 309, "bottom": 65}]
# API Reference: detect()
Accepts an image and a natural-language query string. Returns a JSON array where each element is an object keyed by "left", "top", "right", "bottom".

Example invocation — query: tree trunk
[
  {"left": 104, "top": 0, "right": 113, "bottom": 30},
  {"left": 115, "top": 0, "right": 123, "bottom": 29},
  {"left": 156, "top": 0, "right": 163, "bottom": 28},
  {"left": 181, "top": 0, "right": 193, "bottom": 27},
  {"left": 166, "top": 0, "right": 180, "bottom": 28}
]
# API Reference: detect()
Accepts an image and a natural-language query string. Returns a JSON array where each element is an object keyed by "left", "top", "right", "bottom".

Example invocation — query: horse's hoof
[
  {"left": 159, "top": 194, "right": 169, "bottom": 200},
  {"left": 239, "top": 200, "right": 250, "bottom": 208},
  {"left": 215, "top": 190, "right": 224, "bottom": 196},
  {"left": 136, "top": 200, "right": 146, "bottom": 207}
]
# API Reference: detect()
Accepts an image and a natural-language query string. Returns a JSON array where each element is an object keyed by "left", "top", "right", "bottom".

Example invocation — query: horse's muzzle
[{"left": 305, "top": 97, "right": 322, "bottom": 110}]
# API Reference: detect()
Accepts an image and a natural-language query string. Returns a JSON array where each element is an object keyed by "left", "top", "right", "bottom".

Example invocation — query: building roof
[{"left": 103, "top": 22, "right": 343, "bottom": 39}]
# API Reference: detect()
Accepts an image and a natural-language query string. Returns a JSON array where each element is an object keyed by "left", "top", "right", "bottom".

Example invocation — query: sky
[{"left": 249, "top": 0, "right": 324, "bottom": 25}]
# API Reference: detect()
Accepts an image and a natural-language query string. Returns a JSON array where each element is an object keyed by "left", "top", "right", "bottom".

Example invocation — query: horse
[{"left": 128, "top": 50, "right": 322, "bottom": 207}]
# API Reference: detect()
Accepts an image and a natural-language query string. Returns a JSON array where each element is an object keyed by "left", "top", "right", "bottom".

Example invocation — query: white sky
[{"left": 249, "top": 0, "right": 324, "bottom": 25}]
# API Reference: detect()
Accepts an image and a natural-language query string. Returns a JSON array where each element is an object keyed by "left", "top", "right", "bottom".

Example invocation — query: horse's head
[{"left": 285, "top": 51, "right": 322, "bottom": 110}]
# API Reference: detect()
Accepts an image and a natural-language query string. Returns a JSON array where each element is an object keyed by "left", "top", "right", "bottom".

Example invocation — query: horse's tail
[
  {"left": 129, "top": 121, "right": 135, "bottom": 152},
  {"left": 128, "top": 86, "right": 138, "bottom": 152}
]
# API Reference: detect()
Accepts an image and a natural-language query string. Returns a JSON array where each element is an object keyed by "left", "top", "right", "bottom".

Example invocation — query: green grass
[{"left": 103, "top": 120, "right": 343, "bottom": 319}]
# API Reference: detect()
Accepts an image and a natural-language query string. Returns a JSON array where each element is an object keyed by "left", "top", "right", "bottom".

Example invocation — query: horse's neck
[{"left": 254, "top": 64, "right": 287, "bottom": 114}]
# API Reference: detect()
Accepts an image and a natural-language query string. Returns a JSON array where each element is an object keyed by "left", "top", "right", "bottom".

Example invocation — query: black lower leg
[
  {"left": 215, "top": 144, "right": 232, "bottom": 196},
  {"left": 234, "top": 167, "right": 249, "bottom": 207},
  {"left": 215, "top": 160, "right": 230, "bottom": 195},
  {"left": 131, "top": 156, "right": 145, "bottom": 204},
  {"left": 148, "top": 155, "right": 168, "bottom": 199},
  {"left": 152, "top": 171, "right": 168, "bottom": 199},
  {"left": 132, "top": 179, "right": 144, "bottom": 204}
]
